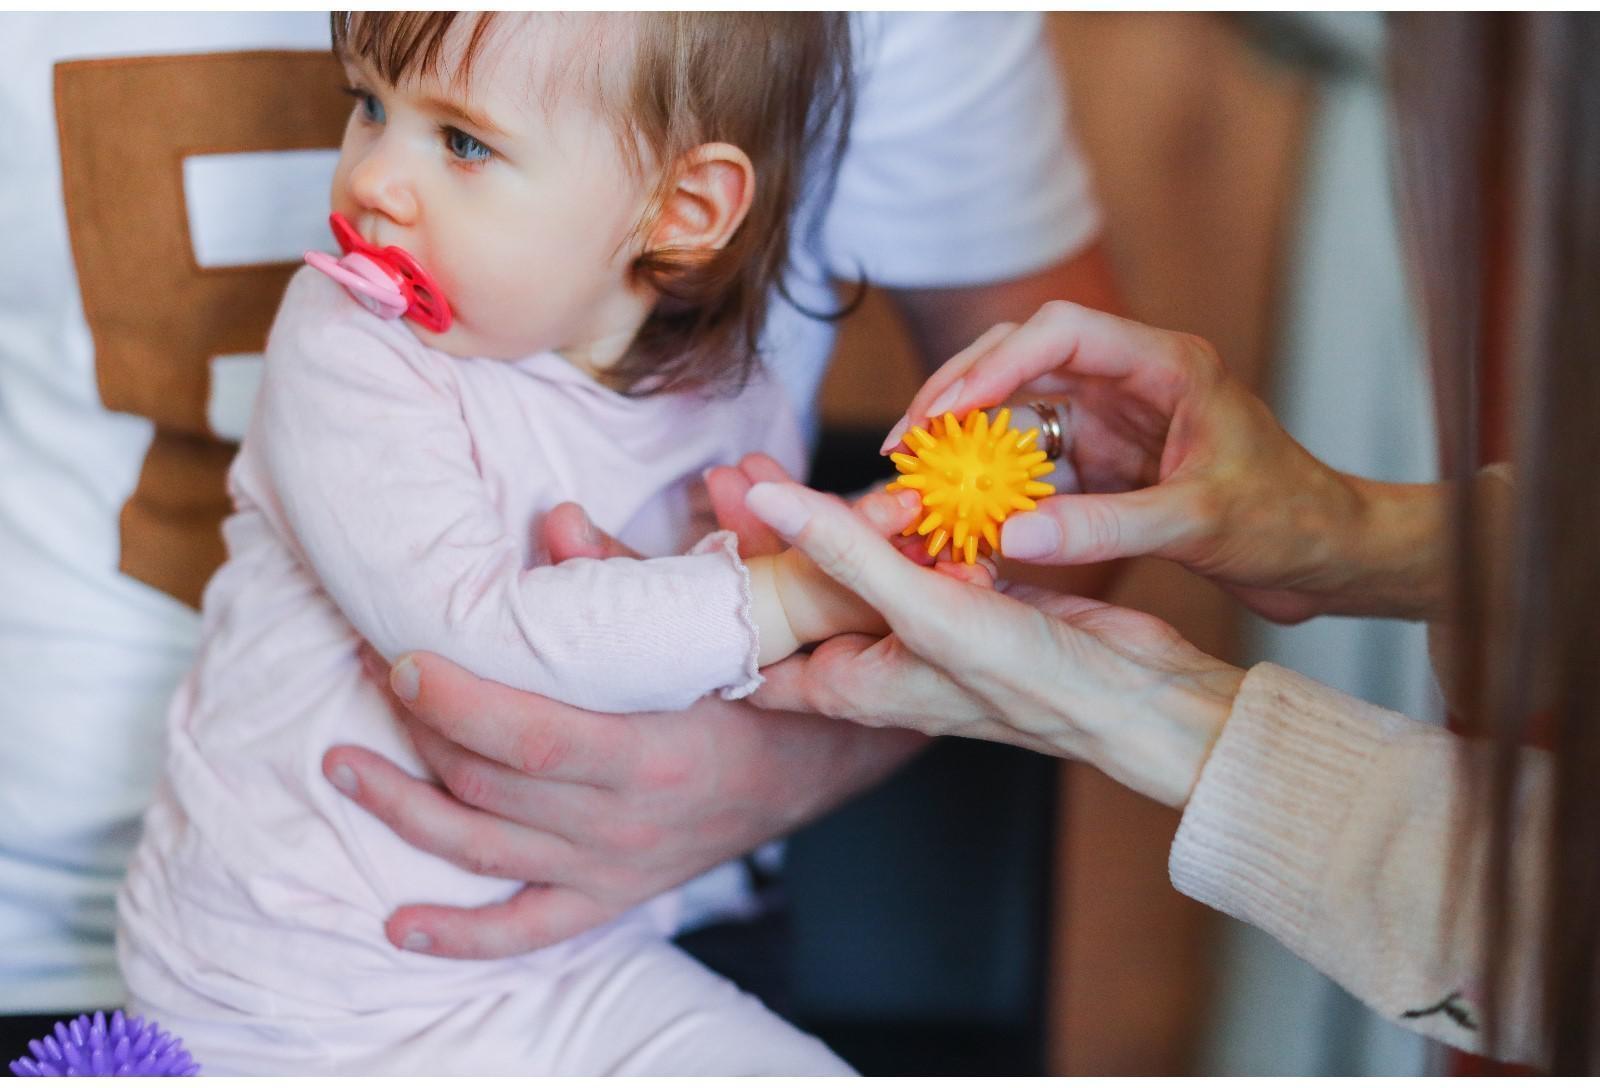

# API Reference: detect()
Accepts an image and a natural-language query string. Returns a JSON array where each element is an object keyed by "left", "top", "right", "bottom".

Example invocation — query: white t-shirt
[{"left": 0, "top": 11, "right": 1100, "bottom": 1013}]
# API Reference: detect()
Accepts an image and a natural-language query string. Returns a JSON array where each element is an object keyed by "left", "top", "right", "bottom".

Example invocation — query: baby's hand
[
  {"left": 746, "top": 549, "right": 881, "bottom": 666},
  {"left": 771, "top": 547, "right": 887, "bottom": 659},
  {"left": 775, "top": 543, "right": 1008, "bottom": 630},
  {"left": 745, "top": 487, "right": 921, "bottom": 665},
  {"left": 743, "top": 487, "right": 1011, "bottom": 665}
]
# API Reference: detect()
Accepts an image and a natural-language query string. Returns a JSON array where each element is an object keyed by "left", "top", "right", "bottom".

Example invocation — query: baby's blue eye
[
  {"left": 344, "top": 86, "right": 384, "bottom": 125},
  {"left": 445, "top": 127, "right": 492, "bottom": 164}
]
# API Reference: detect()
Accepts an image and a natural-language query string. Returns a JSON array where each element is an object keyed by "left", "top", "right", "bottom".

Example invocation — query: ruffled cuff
[
  {"left": 688, "top": 530, "right": 763, "bottom": 701},
  {"left": 1169, "top": 662, "right": 1394, "bottom": 950}
]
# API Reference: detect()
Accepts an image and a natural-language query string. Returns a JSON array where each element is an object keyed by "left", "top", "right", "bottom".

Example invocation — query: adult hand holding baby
[{"left": 323, "top": 460, "right": 927, "bottom": 959}]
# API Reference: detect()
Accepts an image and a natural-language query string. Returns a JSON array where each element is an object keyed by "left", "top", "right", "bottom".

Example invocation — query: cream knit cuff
[{"left": 1168, "top": 662, "right": 1398, "bottom": 948}]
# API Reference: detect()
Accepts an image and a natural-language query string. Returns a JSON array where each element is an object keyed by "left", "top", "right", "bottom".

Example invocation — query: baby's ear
[{"left": 644, "top": 142, "right": 754, "bottom": 257}]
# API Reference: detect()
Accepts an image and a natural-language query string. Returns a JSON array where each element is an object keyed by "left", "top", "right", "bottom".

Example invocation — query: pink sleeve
[
  {"left": 1170, "top": 663, "right": 1551, "bottom": 1066},
  {"left": 254, "top": 271, "right": 761, "bottom": 713}
]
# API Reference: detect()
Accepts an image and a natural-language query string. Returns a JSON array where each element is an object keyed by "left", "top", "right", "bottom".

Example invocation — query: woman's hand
[
  {"left": 884, "top": 301, "right": 1448, "bottom": 624},
  {"left": 745, "top": 481, "right": 1245, "bottom": 809}
]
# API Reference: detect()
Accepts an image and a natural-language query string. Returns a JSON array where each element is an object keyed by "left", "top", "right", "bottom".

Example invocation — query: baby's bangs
[{"left": 331, "top": 12, "right": 499, "bottom": 88}]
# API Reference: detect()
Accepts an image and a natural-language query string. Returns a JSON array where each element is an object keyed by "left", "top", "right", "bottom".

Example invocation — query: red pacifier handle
[{"left": 304, "top": 213, "right": 453, "bottom": 334}]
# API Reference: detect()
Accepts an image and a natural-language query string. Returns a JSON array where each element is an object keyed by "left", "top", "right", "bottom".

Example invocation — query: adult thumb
[{"left": 999, "top": 487, "right": 1192, "bottom": 565}]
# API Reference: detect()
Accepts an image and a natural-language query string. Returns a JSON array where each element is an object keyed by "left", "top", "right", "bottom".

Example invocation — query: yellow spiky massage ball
[{"left": 887, "top": 407, "right": 1057, "bottom": 564}]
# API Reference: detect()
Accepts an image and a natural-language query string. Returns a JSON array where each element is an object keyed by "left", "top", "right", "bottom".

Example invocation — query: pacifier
[{"left": 303, "top": 213, "right": 453, "bottom": 333}]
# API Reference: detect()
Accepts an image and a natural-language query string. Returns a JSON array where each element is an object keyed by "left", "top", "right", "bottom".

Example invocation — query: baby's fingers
[{"left": 933, "top": 557, "right": 998, "bottom": 589}]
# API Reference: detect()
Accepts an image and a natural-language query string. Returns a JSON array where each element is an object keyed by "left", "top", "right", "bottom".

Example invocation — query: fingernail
[
  {"left": 391, "top": 655, "right": 420, "bottom": 703},
  {"left": 1001, "top": 513, "right": 1061, "bottom": 559},
  {"left": 329, "top": 763, "right": 358, "bottom": 797},
  {"left": 926, "top": 379, "right": 966, "bottom": 419},
  {"left": 578, "top": 512, "right": 599, "bottom": 546},
  {"left": 878, "top": 416, "right": 910, "bottom": 455},
  {"left": 745, "top": 482, "right": 811, "bottom": 537},
  {"left": 401, "top": 930, "right": 432, "bottom": 952}
]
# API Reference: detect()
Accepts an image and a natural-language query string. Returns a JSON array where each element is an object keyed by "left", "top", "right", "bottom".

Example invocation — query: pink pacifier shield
[
  {"left": 304, "top": 250, "right": 407, "bottom": 320},
  {"left": 303, "top": 213, "right": 454, "bottom": 333}
]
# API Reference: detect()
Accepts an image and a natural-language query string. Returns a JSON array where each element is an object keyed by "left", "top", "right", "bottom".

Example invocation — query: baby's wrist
[
  {"left": 747, "top": 555, "right": 803, "bottom": 667},
  {"left": 751, "top": 549, "right": 885, "bottom": 666},
  {"left": 768, "top": 549, "right": 834, "bottom": 648},
  {"left": 776, "top": 548, "right": 888, "bottom": 646}
]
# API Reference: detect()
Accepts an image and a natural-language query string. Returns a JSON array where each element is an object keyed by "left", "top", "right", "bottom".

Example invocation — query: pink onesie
[{"left": 115, "top": 269, "right": 851, "bottom": 1074}]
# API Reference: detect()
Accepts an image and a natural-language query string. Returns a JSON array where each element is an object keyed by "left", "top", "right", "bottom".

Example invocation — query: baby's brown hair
[{"left": 332, "top": 12, "right": 855, "bottom": 395}]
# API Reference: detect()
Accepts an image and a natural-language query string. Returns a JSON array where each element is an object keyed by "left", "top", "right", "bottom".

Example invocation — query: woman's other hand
[
  {"left": 745, "top": 481, "right": 1244, "bottom": 809},
  {"left": 883, "top": 301, "right": 1448, "bottom": 624}
]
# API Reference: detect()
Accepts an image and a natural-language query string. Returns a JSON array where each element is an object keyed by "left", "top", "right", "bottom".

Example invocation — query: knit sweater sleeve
[{"left": 1170, "top": 662, "right": 1551, "bottom": 1066}]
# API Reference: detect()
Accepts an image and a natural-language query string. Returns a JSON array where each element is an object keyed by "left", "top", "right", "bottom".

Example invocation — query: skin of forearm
[
  {"left": 1299, "top": 465, "right": 1516, "bottom": 630},
  {"left": 1062, "top": 626, "right": 1245, "bottom": 809},
  {"left": 1335, "top": 475, "right": 1452, "bottom": 623},
  {"left": 778, "top": 716, "right": 932, "bottom": 831},
  {"left": 1122, "top": 658, "right": 1244, "bottom": 810}
]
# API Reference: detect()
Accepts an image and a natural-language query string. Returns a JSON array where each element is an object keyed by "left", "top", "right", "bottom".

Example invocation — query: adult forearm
[
  {"left": 1074, "top": 643, "right": 1243, "bottom": 811},
  {"left": 775, "top": 713, "right": 932, "bottom": 830},
  {"left": 1333, "top": 475, "right": 1452, "bottom": 622},
  {"left": 1333, "top": 464, "right": 1512, "bottom": 625},
  {"left": 1172, "top": 661, "right": 1550, "bottom": 1065}
]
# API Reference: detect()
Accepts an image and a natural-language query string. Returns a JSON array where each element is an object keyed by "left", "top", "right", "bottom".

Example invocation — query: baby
[{"left": 116, "top": 13, "right": 872, "bottom": 1074}]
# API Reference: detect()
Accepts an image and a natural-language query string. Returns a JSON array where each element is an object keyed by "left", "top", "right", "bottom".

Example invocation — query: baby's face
[{"left": 331, "top": 16, "right": 657, "bottom": 365}]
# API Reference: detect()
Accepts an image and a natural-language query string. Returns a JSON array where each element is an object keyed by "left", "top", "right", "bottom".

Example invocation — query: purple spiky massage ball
[{"left": 9, "top": 1010, "right": 199, "bottom": 1076}]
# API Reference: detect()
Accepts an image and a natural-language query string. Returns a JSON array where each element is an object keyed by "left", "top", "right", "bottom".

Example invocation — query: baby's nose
[{"left": 347, "top": 142, "right": 419, "bottom": 226}]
